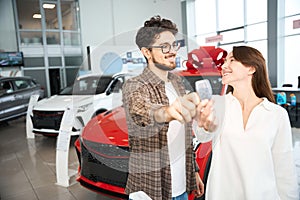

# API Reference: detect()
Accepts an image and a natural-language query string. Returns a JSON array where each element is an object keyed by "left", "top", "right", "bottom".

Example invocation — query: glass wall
[
  {"left": 192, "top": 0, "right": 300, "bottom": 87},
  {"left": 16, "top": 0, "right": 81, "bottom": 46},
  {"left": 282, "top": 0, "right": 300, "bottom": 87},
  {"left": 14, "top": 0, "right": 82, "bottom": 96},
  {"left": 16, "top": 0, "right": 42, "bottom": 45},
  {"left": 194, "top": 0, "right": 267, "bottom": 57}
]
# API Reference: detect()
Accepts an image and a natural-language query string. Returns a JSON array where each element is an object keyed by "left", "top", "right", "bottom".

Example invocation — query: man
[{"left": 122, "top": 15, "right": 204, "bottom": 200}]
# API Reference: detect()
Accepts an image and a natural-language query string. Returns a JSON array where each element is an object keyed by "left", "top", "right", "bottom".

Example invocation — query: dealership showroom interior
[{"left": 0, "top": 0, "right": 300, "bottom": 199}]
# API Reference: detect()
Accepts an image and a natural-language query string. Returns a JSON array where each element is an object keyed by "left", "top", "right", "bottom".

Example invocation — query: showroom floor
[
  {"left": 0, "top": 117, "right": 116, "bottom": 200},
  {"left": 0, "top": 117, "right": 300, "bottom": 200}
]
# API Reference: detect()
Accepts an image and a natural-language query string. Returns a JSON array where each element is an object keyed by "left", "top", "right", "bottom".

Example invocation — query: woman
[{"left": 194, "top": 46, "right": 299, "bottom": 200}]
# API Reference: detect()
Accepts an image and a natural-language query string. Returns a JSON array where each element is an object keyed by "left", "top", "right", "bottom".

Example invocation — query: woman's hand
[{"left": 195, "top": 99, "right": 217, "bottom": 132}]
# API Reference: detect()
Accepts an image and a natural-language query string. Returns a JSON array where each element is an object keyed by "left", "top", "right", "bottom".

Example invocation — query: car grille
[
  {"left": 31, "top": 110, "right": 64, "bottom": 130},
  {"left": 80, "top": 140, "right": 129, "bottom": 188}
]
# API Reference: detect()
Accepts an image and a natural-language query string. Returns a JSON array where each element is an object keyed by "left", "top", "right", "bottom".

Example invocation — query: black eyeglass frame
[{"left": 146, "top": 42, "right": 181, "bottom": 54}]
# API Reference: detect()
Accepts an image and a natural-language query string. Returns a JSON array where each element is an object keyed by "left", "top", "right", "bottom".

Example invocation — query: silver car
[{"left": 0, "top": 76, "right": 44, "bottom": 122}]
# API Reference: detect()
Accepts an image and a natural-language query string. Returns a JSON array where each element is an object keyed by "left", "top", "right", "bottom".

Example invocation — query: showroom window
[
  {"left": 191, "top": 0, "right": 300, "bottom": 87},
  {"left": 14, "top": 0, "right": 82, "bottom": 96},
  {"left": 15, "top": 0, "right": 81, "bottom": 46},
  {"left": 280, "top": 0, "right": 300, "bottom": 87},
  {"left": 194, "top": 0, "right": 267, "bottom": 58}
]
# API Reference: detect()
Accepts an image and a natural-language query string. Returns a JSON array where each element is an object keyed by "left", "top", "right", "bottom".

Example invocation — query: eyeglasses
[{"left": 147, "top": 42, "right": 180, "bottom": 54}]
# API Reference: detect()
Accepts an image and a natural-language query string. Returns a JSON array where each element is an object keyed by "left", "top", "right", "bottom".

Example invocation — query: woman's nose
[{"left": 221, "top": 62, "right": 227, "bottom": 69}]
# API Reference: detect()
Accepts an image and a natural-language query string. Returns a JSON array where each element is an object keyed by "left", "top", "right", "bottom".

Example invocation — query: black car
[{"left": 0, "top": 76, "right": 44, "bottom": 122}]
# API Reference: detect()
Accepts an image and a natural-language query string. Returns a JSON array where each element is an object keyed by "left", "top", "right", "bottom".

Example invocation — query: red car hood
[{"left": 81, "top": 106, "right": 129, "bottom": 147}]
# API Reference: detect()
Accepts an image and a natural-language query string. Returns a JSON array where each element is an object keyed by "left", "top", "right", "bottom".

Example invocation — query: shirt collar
[
  {"left": 142, "top": 66, "right": 180, "bottom": 86},
  {"left": 227, "top": 92, "right": 272, "bottom": 111},
  {"left": 142, "top": 67, "right": 163, "bottom": 85},
  {"left": 260, "top": 98, "right": 273, "bottom": 111}
]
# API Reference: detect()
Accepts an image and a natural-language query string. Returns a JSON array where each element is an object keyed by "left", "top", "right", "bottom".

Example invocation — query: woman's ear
[{"left": 248, "top": 66, "right": 256, "bottom": 75}]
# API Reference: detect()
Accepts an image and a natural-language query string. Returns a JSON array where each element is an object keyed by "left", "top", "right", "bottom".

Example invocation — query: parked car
[
  {"left": 0, "top": 76, "right": 44, "bottom": 122},
  {"left": 74, "top": 68, "right": 223, "bottom": 199},
  {"left": 30, "top": 72, "right": 138, "bottom": 136}
]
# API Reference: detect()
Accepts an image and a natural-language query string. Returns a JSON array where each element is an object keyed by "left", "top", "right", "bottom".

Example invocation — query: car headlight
[{"left": 77, "top": 102, "right": 93, "bottom": 113}]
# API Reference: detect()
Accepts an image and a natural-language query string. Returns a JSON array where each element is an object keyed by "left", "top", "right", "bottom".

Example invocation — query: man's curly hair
[{"left": 135, "top": 15, "right": 178, "bottom": 49}]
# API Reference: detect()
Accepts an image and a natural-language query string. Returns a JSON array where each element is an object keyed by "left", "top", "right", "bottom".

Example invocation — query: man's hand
[
  {"left": 154, "top": 92, "right": 200, "bottom": 123},
  {"left": 194, "top": 172, "right": 204, "bottom": 197}
]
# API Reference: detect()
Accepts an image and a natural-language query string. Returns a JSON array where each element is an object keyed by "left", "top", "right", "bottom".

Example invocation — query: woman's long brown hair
[{"left": 226, "top": 46, "right": 276, "bottom": 103}]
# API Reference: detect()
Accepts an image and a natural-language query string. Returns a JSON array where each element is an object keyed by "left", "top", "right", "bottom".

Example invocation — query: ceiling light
[
  {"left": 33, "top": 14, "right": 41, "bottom": 19},
  {"left": 43, "top": 3, "right": 55, "bottom": 9}
]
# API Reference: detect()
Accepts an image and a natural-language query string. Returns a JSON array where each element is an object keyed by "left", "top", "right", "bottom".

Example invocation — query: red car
[
  {"left": 75, "top": 47, "right": 227, "bottom": 199},
  {"left": 75, "top": 108, "right": 214, "bottom": 199}
]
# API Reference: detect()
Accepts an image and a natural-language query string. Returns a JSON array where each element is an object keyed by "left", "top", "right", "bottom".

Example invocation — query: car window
[
  {"left": 96, "top": 76, "right": 113, "bottom": 94},
  {"left": 15, "top": 79, "right": 31, "bottom": 90},
  {"left": 78, "top": 80, "right": 88, "bottom": 91},
  {"left": 91, "top": 79, "right": 98, "bottom": 89},
  {"left": 59, "top": 76, "right": 112, "bottom": 95},
  {"left": 29, "top": 80, "right": 37, "bottom": 87},
  {"left": 0, "top": 81, "right": 14, "bottom": 95},
  {"left": 59, "top": 86, "right": 73, "bottom": 95},
  {"left": 111, "top": 77, "right": 124, "bottom": 93}
]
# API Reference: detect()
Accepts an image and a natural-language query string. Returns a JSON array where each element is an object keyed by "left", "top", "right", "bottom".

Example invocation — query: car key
[{"left": 195, "top": 79, "right": 212, "bottom": 100}]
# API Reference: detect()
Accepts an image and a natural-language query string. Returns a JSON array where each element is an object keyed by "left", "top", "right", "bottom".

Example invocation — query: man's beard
[{"left": 153, "top": 57, "right": 176, "bottom": 71}]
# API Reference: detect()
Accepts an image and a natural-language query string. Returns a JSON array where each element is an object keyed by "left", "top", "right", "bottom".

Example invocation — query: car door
[
  {"left": 0, "top": 79, "right": 21, "bottom": 121},
  {"left": 104, "top": 76, "right": 124, "bottom": 108},
  {"left": 14, "top": 79, "right": 29, "bottom": 112},
  {"left": 13, "top": 78, "right": 40, "bottom": 112}
]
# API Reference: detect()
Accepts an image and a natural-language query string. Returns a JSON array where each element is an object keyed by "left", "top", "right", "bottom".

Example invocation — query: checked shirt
[{"left": 122, "top": 67, "right": 197, "bottom": 200}]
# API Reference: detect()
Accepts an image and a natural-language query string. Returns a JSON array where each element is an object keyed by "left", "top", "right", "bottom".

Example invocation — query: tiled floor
[
  {"left": 0, "top": 117, "right": 114, "bottom": 200},
  {"left": 0, "top": 117, "right": 299, "bottom": 200}
]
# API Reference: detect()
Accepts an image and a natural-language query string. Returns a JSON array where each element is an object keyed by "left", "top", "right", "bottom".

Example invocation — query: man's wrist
[{"left": 154, "top": 106, "right": 171, "bottom": 123}]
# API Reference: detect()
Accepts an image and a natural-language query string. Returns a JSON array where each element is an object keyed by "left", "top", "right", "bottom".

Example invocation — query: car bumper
[
  {"left": 31, "top": 110, "right": 81, "bottom": 136},
  {"left": 31, "top": 110, "right": 64, "bottom": 130},
  {"left": 77, "top": 139, "right": 129, "bottom": 197}
]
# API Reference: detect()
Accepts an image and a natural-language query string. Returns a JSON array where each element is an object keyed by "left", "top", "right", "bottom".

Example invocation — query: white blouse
[{"left": 194, "top": 93, "right": 299, "bottom": 200}]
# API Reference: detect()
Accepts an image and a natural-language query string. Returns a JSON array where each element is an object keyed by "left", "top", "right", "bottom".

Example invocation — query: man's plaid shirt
[{"left": 122, "top": 67, "right": 197, "bottom": 200}]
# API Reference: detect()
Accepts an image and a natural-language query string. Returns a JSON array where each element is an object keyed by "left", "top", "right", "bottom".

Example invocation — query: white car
[{"left": 30, "top": 72, "right": 135, "bottom": 136}]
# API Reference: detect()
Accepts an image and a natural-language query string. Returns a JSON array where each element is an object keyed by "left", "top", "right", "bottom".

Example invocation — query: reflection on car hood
[
  {"left": 81, "top": 106, "right": 128, "bottom": 147},
  {"left": 33, "top": 95, "right": 92, "bottom": 111}
]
